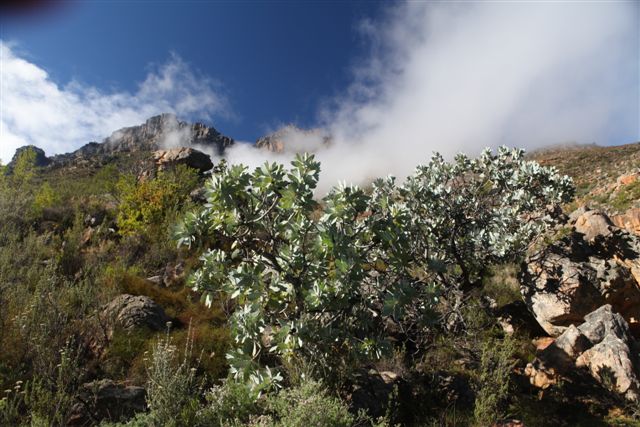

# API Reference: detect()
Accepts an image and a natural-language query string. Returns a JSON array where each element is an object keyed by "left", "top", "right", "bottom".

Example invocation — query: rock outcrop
[
  {"left": 349, "top": 368, "right": 407, "bottom": 419},
  {"left": 612, "top": 208, "right": 640, "bottom": 236},
  {"left": 520, "top": 208, "right": 640, "bottom": 336},
  {"left": 255, "top": 125, "right": 331, "bottom": 154},
  {"left": 153, "top": 147, "right": 213, "bottom": 173},
  {"left": 616, "top": 172, "right": 640, "bottom": 190},
  {"left": 69, "top": 379, "right": 146, "bottom": 425},
  {"left": 50, "top": 114, "right": 233, "bottom": 167},
  {"left": 100, "top": 114, "right": 233, "bottom": 156},
  {"left": 538, "top": 305, "right": 640, "bottom": 400},
  {"left": 102, "top": 294, "right": 170, "bottom": 332},
  {"left": 7, "top": 145, "right": 50, "bottom": 170}
]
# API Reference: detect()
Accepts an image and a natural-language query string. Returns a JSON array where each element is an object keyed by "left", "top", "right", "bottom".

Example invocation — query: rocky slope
[
  {"left": 3, "top": 121, "right": 640, "bottom": 425},
  {"left": 529, "top": 142, "right": 640, "bottom": 212}
]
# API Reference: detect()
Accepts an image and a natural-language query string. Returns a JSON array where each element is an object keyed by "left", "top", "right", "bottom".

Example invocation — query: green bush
[
  {"left": 177, "top": 149, "right": 573, "bottom": 390},
  {"left": 143, "top": 329, "right": 201, "bottom": 427},
  {"left": 196, "top": 378, "right": 384, "bottom": 427},
  {"left": 32, "top": 182, "right": 61, "bottom": 217},
  {"left": 264, "top": 380, "right": 355, "bottom": 427},
  {"left": 116, "top": 166, "right": 199, "bottom": 236},
  {"left": 197, "top": 380, "right": 260, "bottom": 426},
  {"left": 473, "top": 336, "right": 518, "bottom": 426}
]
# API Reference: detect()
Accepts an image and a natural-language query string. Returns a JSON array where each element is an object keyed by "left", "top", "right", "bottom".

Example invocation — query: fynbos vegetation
[
  {"left": 2, "top": 140, "right": 640, "bottom": 426},
  {"left": 177, "top": 148, "right": 573, "bottom": 391}
]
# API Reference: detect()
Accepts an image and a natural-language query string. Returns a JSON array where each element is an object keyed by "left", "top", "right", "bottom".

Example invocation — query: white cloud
[
  {"left": 321, "top": 1, "right": 638, "bottom": 183},
  {"left": 222, "top": 1, "right": 638, "bottom": 192},
  {"left": 0, "top": 42, "right": 231, "bottom": 163}
]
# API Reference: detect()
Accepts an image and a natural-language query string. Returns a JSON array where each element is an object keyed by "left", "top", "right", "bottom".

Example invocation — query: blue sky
[
  {"left": 1, "top": 1, "right": 638, "bottom": 183},
  {"left": 1, "top": 1, "right": 385, "bottom": 141}
]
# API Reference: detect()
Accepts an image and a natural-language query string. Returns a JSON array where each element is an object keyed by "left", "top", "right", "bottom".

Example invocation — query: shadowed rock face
[
  {"left": 6, "top": 145, "right": 50, "bottom": 169},
  {"left": 69, "top": 379, "right": 146, "bottom": 426},
  {"left": 537, "top": 305, "right": 640, "bottom": 401},
  {"left": 520, "top": 208, "right": 640, "bottom": 337},
  {"left": 153, "top": 147, "right": 213, "bottom": 173}
]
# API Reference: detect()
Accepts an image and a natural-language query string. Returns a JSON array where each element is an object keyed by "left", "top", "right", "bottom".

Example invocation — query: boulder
[
  {"left": 102, "top": 294, "right": 170, "bottom": 332},
  {"left": 153, "top": 147, "right": 213, "bottom": 173},
  {"left": 539, "top": 325, "right": 591, "bottom": 370},
  {"left": 520, "top": 209, "right": 640, "bottom": 336},
  {"left": 578, "top": 304, "right": 634, "bottom": 344},
  {"left": 538, "top": 305, "right": 640, "bottom": 400},
  {"left": 573, "top": 210, "right": 615, "bottom": 243},
  {"left": 612, "top": 208, "right": 640, "bottom": 236},
  {"left": 495, "top": 300, "right": 547, "bottom": 337},
  {"left": 69, "top": 379, "right": 146, "bottom": 425},
  {"left": 349, "top": 368, "right": 406, "bottom": 419},
  {"left": 524, "top": 360, "right": 557, "bottom": 390},
  {"left": 576, "top": 334, "right": 639, "bottom": 400}
]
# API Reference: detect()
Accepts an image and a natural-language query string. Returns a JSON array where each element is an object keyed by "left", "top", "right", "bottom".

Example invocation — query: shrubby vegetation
[
  {"left": 176, "top": 148, "right": 573, "bottom": 391},
  {"left": 116, "top": 165, "right": 199, "bottom": 236},
  {"left": 3, "top": 145, "right": 637, "bottom": 426},
  {"left": 0, "top": 148, "right": 216, "bottom": 426}
]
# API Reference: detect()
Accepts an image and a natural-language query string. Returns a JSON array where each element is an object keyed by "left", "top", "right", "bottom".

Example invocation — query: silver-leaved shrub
[{"left": 176, "top": 147, "right": 573, "bottom": 391}]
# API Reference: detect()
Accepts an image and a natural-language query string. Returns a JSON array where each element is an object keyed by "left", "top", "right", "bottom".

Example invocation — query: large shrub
[{"left": 177, "top": 148, "right": 573, "bottom": 390}]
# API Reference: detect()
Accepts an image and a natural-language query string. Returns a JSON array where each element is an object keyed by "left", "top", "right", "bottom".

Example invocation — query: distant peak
[{"left": 7, "top": 145, "right": 50, "bottom": 169}]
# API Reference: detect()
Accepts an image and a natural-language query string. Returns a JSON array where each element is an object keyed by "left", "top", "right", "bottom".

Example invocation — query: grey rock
[
  {"left": 578, "top": 304, "right": 633, "bottom": 346},
  {"left": 540, "top": 325, "right": 592, "bottom": 371},
  {"left": 153, "top": 147, "right": 213, "bottom": 172},
  {"left": 576, "top": 334, "right": 639, "bottom": 400},
  {"left": 7, "top": 145, "right": 50, "bottom": 170},
  {"left": 573, "top": 210, "right": 616, "bottom": 242},
  {"left": 520, "top": 252, "right": 603, "bottom": 336},
  {"left": 520, "top": 210, "right": 640, "bottom": 336},
  {"left": 69, "top": 379, "right": 146, "bottom": 425},
  {"left": 103, "top": 294, "right": 170, "bottom": 332},
  {"left": 50, "top": 114, "right": 234, "bottom": 167},
  {"left": 538, "top": 305, "right": 640, "bottom": 400}
]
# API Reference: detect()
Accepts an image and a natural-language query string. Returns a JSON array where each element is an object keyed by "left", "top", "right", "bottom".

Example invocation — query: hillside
[
  {"left": 529, "top": 142, "right": 640, "bottom": 234},
  {"left": 2, "top": 121, "right": 640, "bottom": 426},
  {"left": 530, "top": 142, "right": 640, "bottom": 208}
]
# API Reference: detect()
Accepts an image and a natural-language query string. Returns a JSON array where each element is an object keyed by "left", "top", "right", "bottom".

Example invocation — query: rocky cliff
[{"left": 46, "top": 114, "right": 234, "bottom": 168}]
